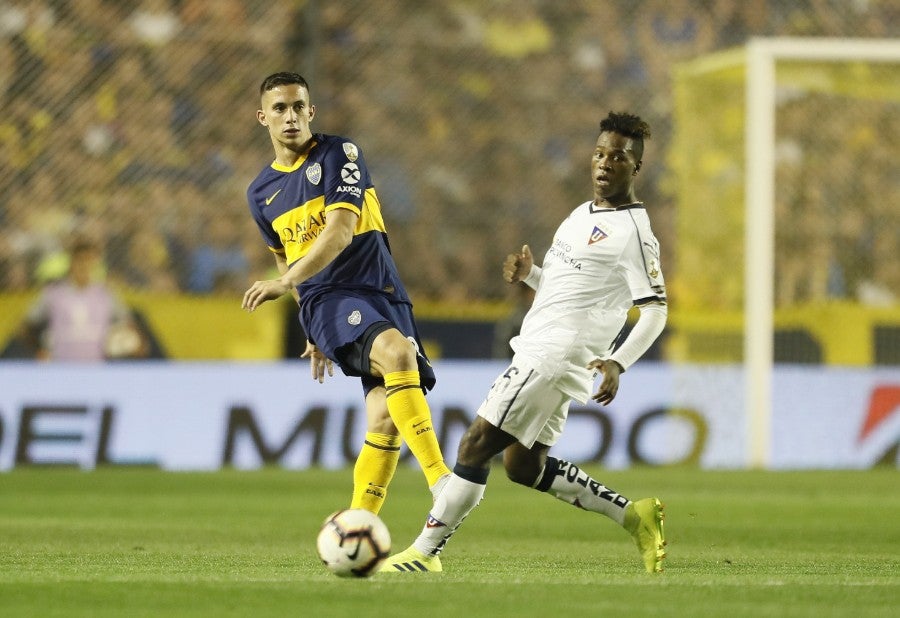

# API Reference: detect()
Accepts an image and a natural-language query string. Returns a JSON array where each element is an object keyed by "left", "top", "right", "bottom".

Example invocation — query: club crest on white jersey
[{"left": 588, "top": 225, "right": 608, "bottom": 245}]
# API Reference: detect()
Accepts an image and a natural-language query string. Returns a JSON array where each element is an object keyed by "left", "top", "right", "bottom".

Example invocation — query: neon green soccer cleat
[
  {"left": 379, "top": 546, "right": 443, "bottom": 573},
  {"left": 624, "top": 498, "right": 667, "bottom": 573}
]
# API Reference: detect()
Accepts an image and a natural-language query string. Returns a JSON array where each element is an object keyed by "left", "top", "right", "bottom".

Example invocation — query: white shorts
[{"left": 475, "top": 356, "right": 570, "bottom": 448}]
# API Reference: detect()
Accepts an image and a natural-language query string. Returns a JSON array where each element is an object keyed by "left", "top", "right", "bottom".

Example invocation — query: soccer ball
[{"left": 316, "top": 508, "right": 391, "bottom": 577}]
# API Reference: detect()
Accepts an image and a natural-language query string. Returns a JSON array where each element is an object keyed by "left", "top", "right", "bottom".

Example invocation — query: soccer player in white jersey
[{"left": 383, "top": 112, "right": 667, "bottom": 574}]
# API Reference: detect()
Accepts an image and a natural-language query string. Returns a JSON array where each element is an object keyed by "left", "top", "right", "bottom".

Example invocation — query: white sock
[
  {"left": 413, "top": 471, "right": 486, "bottom": 556},
  {"left": 535, "top": 457, "right": 631, "bottom": 525}
]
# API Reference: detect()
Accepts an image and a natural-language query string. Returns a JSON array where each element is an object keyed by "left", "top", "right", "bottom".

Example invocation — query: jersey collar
[
  {"left": 588, "top": 201, "right": 644, "bottom": 214},
  {"left": 270, "top": 139, "right": 318, "bottom": 173}
]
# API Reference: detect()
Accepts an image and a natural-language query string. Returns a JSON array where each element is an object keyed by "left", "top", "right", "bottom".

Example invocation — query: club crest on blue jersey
[
  {"left": 306, "top": 162, "right": 322, "bottom": 185},
  {"left": 348, "top": 310, "right": 362, "bottom": 325},
  {"left": 588, "top": 225, "right": 608, "bottom": 245}
]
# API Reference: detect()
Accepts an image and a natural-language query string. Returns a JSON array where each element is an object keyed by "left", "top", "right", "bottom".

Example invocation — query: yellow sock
[
  {"left": 350, "top": 432, "right": 401, "bottom": 514},
  {"left": 384, "top": 370, "right": 451, "bottom": 487}
]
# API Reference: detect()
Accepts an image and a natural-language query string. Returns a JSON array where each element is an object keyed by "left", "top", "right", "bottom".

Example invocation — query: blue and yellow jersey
[{"left": 247, "top": 133, "right": 409, "bottom": 304}]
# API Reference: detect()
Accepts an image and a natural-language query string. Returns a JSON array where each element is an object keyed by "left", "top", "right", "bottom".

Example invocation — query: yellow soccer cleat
[
  {"left": 379, "top": 546, "right": 443, "bottom": 573},
  {"left": 624, "top": 498, "right": 667, "bottom": 573}
]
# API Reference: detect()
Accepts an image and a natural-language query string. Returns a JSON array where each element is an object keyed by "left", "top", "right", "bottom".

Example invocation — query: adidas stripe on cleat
[
  {"left": 388, "top": 560, "right": 433, "bottom": 573},
  {"left": 624, "top": 497, "right": 667, "bottom": 573},
  {"left": 379, "top": 546, "right": 443, "bottom": 573}
]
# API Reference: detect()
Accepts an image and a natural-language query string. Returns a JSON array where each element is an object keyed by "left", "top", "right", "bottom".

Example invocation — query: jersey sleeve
[
  {"left": 320, "top": 140, "right": 368, "bottom": 216},
  {"left": 247, "top": 186, "right": 285, "bottom": 255},
  {"left": 622, "top": 225, "right": 666, "bottom": 304}
]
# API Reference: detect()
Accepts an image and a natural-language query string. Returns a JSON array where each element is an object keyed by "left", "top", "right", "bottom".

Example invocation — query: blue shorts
[{"left": 299, "top": 290, "right": 436, "bottom": 395}]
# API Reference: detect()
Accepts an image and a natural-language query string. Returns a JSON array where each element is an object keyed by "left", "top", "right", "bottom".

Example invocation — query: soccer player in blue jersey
[
  {"left": 242, "top": 72, "right": 450, "bottom": 513},
  {"left": 383, "top": 112, "right": 666, "bottom": 574}
]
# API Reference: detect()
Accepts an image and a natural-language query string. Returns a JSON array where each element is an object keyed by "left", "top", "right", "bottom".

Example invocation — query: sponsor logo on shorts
[
  {"left": 348, "top": 310, "right": 361, "bottom": 325},
  {"left": 406, "top": 336, "right": 421, "bottom": 356}
]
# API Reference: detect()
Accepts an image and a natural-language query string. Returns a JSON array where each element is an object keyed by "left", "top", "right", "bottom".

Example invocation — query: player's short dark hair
[
  {"left": 599, "top": 111, "right": 651, "bottom": 160},
  {"left": 259, "top": 72, "right": 309, "bottom": 96}
]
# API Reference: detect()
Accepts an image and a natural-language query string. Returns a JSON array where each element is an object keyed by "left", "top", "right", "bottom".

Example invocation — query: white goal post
[{"left": 744, "top": 38, "right": 900, "bottom": 468}]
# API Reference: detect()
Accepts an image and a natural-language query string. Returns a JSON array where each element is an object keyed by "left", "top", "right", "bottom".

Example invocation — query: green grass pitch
[{"left": 1, "top": 467, "right": 897, "bottom": 617}]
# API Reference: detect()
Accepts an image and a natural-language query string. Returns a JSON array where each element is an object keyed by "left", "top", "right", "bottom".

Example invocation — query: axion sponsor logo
[
  {"left": 341, "top": 162, "right": 361, "bottom": 184},
  {"left": 337, "top": 185, "right": 362, "bottom": 197}
]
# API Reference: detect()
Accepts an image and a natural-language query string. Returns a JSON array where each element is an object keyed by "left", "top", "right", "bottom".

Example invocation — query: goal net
[{"left": 670, "top": 38, "right": 900, "bottom": 466}]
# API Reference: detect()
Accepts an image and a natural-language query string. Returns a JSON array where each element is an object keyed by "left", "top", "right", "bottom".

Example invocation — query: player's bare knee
[
  {"left": 367, "top": 411, "right": 397, "bottom": 435},
  {"left": 371, "top": 331, "right": 417, "bottom": 373},
  {"left": 388, "top": 343, "right": 418, "bottom": 372}
]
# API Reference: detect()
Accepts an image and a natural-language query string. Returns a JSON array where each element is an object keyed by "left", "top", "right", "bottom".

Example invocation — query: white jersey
[{"left": 510, "top": 201, "right": 666, "bottom": 402}]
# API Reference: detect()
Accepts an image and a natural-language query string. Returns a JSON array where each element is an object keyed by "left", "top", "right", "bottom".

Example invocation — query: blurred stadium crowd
[{"left": 0, "top": 0, "right": 895, "bottom": 306}]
